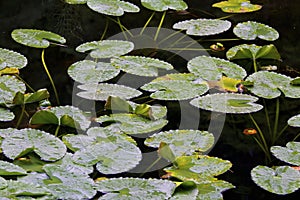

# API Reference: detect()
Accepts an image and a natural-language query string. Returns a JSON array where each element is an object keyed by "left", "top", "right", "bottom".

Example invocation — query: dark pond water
[{"left": 1, "top": 0, "right": 300, "bottom": 199}]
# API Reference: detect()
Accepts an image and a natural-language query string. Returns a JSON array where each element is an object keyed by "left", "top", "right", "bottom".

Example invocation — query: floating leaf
[
  {"left": 87, "top": 0, "right": 139, "bottom": 16},
  {"left": 288, "top": 114, "right": 300, "bottom": 127},
  {"left": 196, "top": 180, "right": 235, "bottom": 200},
  {"left": 141, "top": 80, "right": 209, "bottom": 101},
  {"left": 187, "top": 55, "right": 247, "bottom": 80},
  {"left": 190, "top": 93, "right": 263, "bottom": 114},
  {"left": 96, "top": 113, "right": 168, "bottom": 135},
  {"left": 141, "top": 0, "right": 187, "bottom": 11},
  {"left": 63, "top": 127, "right": 141, "bottom": 174},
  {"left": 251, "top": 166, "right": 300, "bottom": 195},
  {"left": 0, "top": 75, "right": 26, "bottom": 104},
  {"left": 13, "top": 89, "right": 50, "bottom": 105},
  {"left": 76, "top": 40, "right": 134, "bottom": 58},
  {"left": 291, "top": 77, "right": 300, "bottom": 86},
  {"left": 77, "top": 83, "right": 142, "bottom": 101},
  {"left": 271, "top": 142, "right": 300, "bottom": 166},
  {"left": 30, "top": 105, "right": 91, "bottom": 130},
  {"left": 233, "top": 21, "right": 279, "bottom": 41},
  {"left": 1, "top": 128, "right": 66, "bottom": 161},
  {"left": 164, "top": 155, "right": 232, "bottom": 183},
  {"left": 11, "top": 29, "right": 66, "bottom": 48},
  {"left": 68, "top": 60, "right": 120, "bottom": 84},
  {"left": 0, "top": 108, "right": 14, "bottom": 122},
  {"left": 153, "top": 73, "right": 198, "bottom": 82},
  {"left": 145, "top": 130, "right": 214, "bottom": 157},
  {"left": 212, "top": 0, "right": 262, "bottom": 13},
  {"left": 173, "top": 19, "right": 231, "bottom": 36},
  {"left": 65, "top": 0, "right": 87, "bottom": 4},
  {"left": 226, "top": 44, "right": 281, "bottom": 60},
  {"left": 0, "top": 48, "right": 27, "bottom": 70},
  {"left": 95, "top": 177, "right": 176, "bottom": 199},
  {"left": 246, "top": 71, "right": 300, "bottom": 99},
  {"left": 0, "top": 160, "right": 27, "bottom": 176},
  {"left": 13, "top": 153, "right": 49, "bottom": 173},
  {"left": 111, "top": 56, "right": 173, "bottom": 77}
]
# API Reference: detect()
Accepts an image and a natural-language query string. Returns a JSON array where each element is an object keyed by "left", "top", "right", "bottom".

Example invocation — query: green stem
[
  {"left": 106, "top": 16, "right": 133, "bottom": 37},
  {"left": 41, "top": 49, "right": 60, "bottom": 105},
  {"left": 14, "top": 74, "right": 35, "bottom": 92},
  {"left": 157, "top": 30, "right": 183, "bottom": 46},
  {"left": 274, "top": 124, "right": 289, "bottom": 144},
  {"left": 272, "top": 98, "right": 280, "bottom": 144},
  {"left": 263, "top": 99, "right": 272, "bottom": 138},
  {"left": 162, "top": 48, "right": 210, "bottom": 51},
  {"left": 117, "top": 17, "right": 128, "bottom": 40},
  {"left": 154, "top": 11, "right": 166, "bottom": 41},
  {"left": 293, "top": 132, "right": 300, "bottom": 141},
  {"left": 140, "top": 11, "right": 156, "bottom": 35},
  {"left": 252, "top": 136, "right": 270, "bottom": 161},
  {"left": 253, "top": 57, "right": 258, "bottom": 72},
  {"left": 100, "top": 19, "right": 109, "bottom": 40},
  {"left": 139, "top": 156, "right": 162, "bottom": 177},
  {"left": 16, "top": 104, "right": 25, "bottom": 128},
  {"left": 55, "top": 125, "right": 60, "bottom": 137}
]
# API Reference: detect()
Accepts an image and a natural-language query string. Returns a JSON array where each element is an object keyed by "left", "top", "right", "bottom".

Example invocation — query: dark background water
[{"left": 1, "top": 0, "right": 300, "bottom": 199}]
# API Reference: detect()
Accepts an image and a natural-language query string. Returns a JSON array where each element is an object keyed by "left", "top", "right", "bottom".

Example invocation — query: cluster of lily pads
[{"left": 0, "top": 0, "right": 300, "bottom": 199}]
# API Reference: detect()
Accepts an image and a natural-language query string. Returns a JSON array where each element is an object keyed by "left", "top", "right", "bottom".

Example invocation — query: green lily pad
[
  {"left": 187, "top": 56, "right": 247, "bottom": 81},
  {"left": 226, "top": 44, "right": 281, "bottom": 60},
  {"left": 153, "top": 73, "right": 198, "bottom": 82},
  {"left": 251, "top": 166, "right": 300, "bottom": 195},
  {"left": 65, "top": 0, "right": 87, "bottom": 4},
  {"left": 96, "top": 113, "right": 168, "bottom": 135},
  {"left": 0, "top": 48, "right": 27, "bottom": 70},
  {"left": 290, "top": 77, "right": 300, "bottom": 86},
  {"left": 270, "top": 142, "right": 300, "bottom": 166},
  {"left": 190, "top": 93, "right": 263, "bottom": 114},
  {"left": 11, "top": 29, "right": 66, "bottom": 48},
  {"left": 145, "top": 130, "right": 214, "bottom": 157},
  {"left": 63, "top": 127, "right": 141, "bottom": 174},
  {"left": 30, "top": 105, "right": 91, "bottom": 130},
  {"left": 164, "top": 155, "right": 232, "bottom": 183},
  {"left": 0, "top": 160, "right": 27, "bottom": 176},
  {"left": 111, "top": 56, "right": 173, "bottom": 77},
  {"left": 76, "top": 40, "right": 134, "bottom": 58},
  {"left": 288, "top": 114, "right": 300, "bottom": 127},
  {"left": 141, "top": 0, "right": 188, "bottom": 11},
  {"left": 77, "top": 83, "right": 142, "bottom": 101},
  {"left": 95, "top": 178, "right": 176, "bottom": 199},
  {"left": 246, "top": 71, "right": 300, "bottom": 99},
  {"left": 212, "top": 0, "right": 262, "bottom": 13},
  {"left": 233, "top": 21, "right": 279, "bottom": 41},
  {"left": 1, "top": 128, "right": 66, "bottom": 161},
  {"left": 0, "top": 75, "right": 26, "bottom": 104},
  {"left": 0, "top": 108, "right": 14, "bottom": 122},
  {"left": 68, "top": 60, "right": 120, "bottom": 84},
  {"left": 13, "top": 89, "right": 50, "bottom": 105},
  {"left": 173, "top": 19, "right": 231, "bottom": 36},
  {"left": 87, "top": 0, "right": 139, "bottom": 16}
]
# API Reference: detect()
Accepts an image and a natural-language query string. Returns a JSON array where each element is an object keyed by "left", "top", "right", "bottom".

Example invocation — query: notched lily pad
[
  {"left": 233, "top": 21, "right": 279, "bottom": 41},
  {"left": 145, "top": 130, "right": 214, "bottom": 157},
  {"left": 0, "top": 48, "right": 27, "bottom": 70},
  {"left": 95, "top": 177, "right": 176, "bottom": 199},
  {"left": 190, "top": 93, "right": 263, "bottom": 114},
  {"left": 11, "top": 29, "right": 66, "bottom": 48},
  {"left": 141, "top": 0, "right": 188, "bottom": 11},
  {"left": 76, "top": 40, "right": 134, "bottom": 58},
  {"left": 288, "top": 114, "right": 300, "bottom": 127},
  {"left": 251, "top": 166, "right": 300, "bottom": 194},
  {"left": 173, "top": 19, "right": 231, "bottom": 36},
  {"left": 0, "top": 75, "right": 26, "bottom": 104},
  {"left": 68, "top": 60, "right": 120, "bottom": 84},
  {"left": 271, "top": 142, "right": 300, "bottom": 166},
  {"left": 212, "top": 0, "right": 262, "bottom": 13}
]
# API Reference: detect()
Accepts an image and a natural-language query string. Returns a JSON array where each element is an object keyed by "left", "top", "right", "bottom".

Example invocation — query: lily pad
[
  {"left": 87, "top": 0, "right": 139, "bottom": 16},
  {"left": 30, "top": 105, "right": 91, "bottom": 130},
  {"left": 187, "top": 55, "right": 247, "bottom": 81},
  {"left": 0, "top": 160, "right": 27, "bottom": 176},
  {"left": 233, "top": 21, "right": 279, "bottom": 41},
  {"left": 1, "top": 128, "right": 66, "bottom": 161},
  {"left": 13, "top": 89, "right": 50, "bottom": 105},
  {"left": 11, "top": 29, "right": 66, "bottom": 48},
  {"left": 251, "top": 166, "right": 300, "bottom": 195},
  {"left": 226, "top": 44, "right": 281, "bottom": 60},
  {"left": 270, "top": 142, "right": 300, "bottom": 166},
  {"left": 111, "top": 56, "right": 173, "bottom": 77},
  {"left": 65, "top": 0, "right": 87, "bottom": 4},
  {"left": 0, "top": 108, "right": 14, "bottom": 122},
  {"left": 77, "top": 83, "right": 142, "bottom": 101},
  {"left": 145, "top": 130, "right": 214, "bottom": 157},
  {"left": 164, "top": 155, "right": 232, "bottom": 183},
  {"left": 141, "top": 0, "right": 188, "bottom": 11},
  {"left": 173, "top": 19, "right": 231, "bottom": 36},
  {"left": 0, "top": 48, "right": 27, "bottom": 70},
  {"left": 212, "top": 0, "right": 262, "bottom": 13},
  {"left": 76, "top": 40, "right": 134, "bottom": 58},
  {"left": 0, "top": 75, "right": 26, "bottom": 104},
  {"left": 96, "top": 113, "right": 168, "bottom": 135},
  {"left": 63, "top": 127, "right": 142, "bottom": 174},
  {"left": 246, "top": 71, "right": 300, "bottom": 99},
  {"left": 190, "top": 93, "right": 263, "bottom": 114},
  {"left": 288, "top": 114, "right": 300, "bottom": 127},
  {"left": 68, "top": 60, "right": 120, "bottom": 84},
  {"left": 95, "top": 177, "right": 176, "bottom": 199}
]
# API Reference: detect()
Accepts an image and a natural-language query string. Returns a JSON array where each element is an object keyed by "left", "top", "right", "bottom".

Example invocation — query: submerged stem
[
  {"left": 16, "top": 104, "right": 25, "bottom": 128},
  {"left": 140, "top": 11, "right": 156, "bottom": 35},
  {"left": 272, "top": 98, "right": 280, "bottom": 143},
  {"left": 263, "top": 99, "right": 272, "bottom": 139},
  {"left": 139, "top": 156, "right": 162, "bottom": 177},
  {"left": 253, "top": 57, "right": 258, "bottom": 72},
  {"left": 55, "top": 125, "right": 60, "bottom": 137},
  {"left": 154, "top": 11, "right": 166, "bottom": 41},
  {"left": 100, "top": 19, "right": 109, "bottom": 40},
  {"left": 14, "top": 74, "right": 35, "bottom": 92}
]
